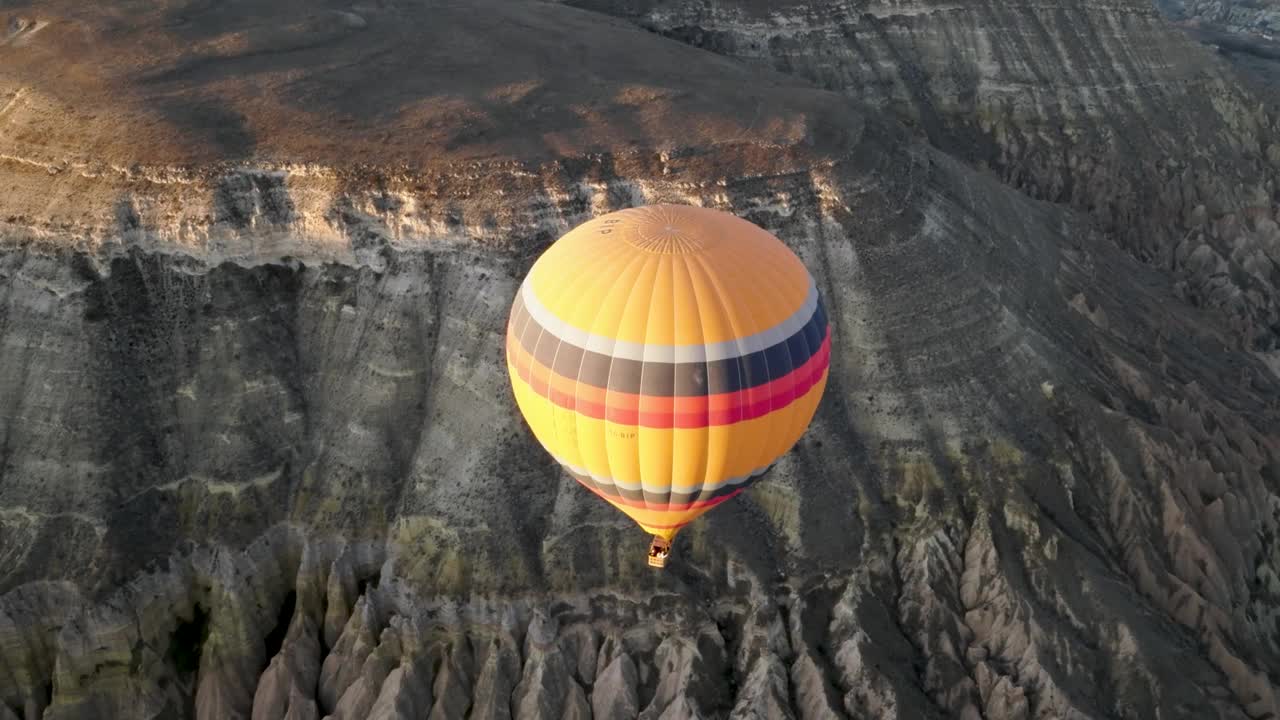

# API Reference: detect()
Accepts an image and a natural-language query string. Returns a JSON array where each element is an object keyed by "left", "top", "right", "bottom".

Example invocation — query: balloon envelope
[{"left": 505, "top": 204, "right": 830, "bottom": 540}]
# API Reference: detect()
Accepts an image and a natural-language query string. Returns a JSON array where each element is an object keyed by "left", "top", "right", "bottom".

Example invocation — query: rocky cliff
[
  {"left": 568, "top": 0, "right": 1280, "bottom": 356},
  {"left": 1, "top": 1, "right": 1279, "bottom": 719},
  {"left": 1158, "top": 0, "right": 1280, "bottom": 84},
  {"left": 1160, "top": 0, "right": 1280, "bottom": 34}
]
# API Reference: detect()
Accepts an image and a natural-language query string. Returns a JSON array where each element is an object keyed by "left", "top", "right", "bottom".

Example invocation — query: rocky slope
[
  {"left": 1158, "top": 0, "right": 1280, "bottom": 84},
  {"left": 1, "top": 1, "right": 1279, "bottom": 719},
  {"left": 1159, "top": 0, "right": 1280, "bottom": 34},
  {"left": 568, "top": 0, "right": 1280, "bottom": 359}
]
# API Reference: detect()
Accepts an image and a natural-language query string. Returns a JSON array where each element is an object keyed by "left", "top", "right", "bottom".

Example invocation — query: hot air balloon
[{"left": 505, "top": 204, "right": 831, "bottom": 568}]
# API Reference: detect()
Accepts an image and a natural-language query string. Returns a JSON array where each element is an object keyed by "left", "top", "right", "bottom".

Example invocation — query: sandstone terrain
[{"left": 1, "top": 1, "right": 1279, "bottom": 719}]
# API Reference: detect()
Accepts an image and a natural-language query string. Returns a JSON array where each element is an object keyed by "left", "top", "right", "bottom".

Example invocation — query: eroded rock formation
[{"left": 1, "top": 1, "right": 1279, "bottom": 719}]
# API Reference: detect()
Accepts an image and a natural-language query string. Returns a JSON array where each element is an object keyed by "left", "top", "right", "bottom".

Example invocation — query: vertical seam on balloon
[
  {"left": 672, "top": 253, "right": 709, "bottom": 518},
  {"left": 524, "top": 304, "right": 555, "bottom": 463},
  {"left": 541, "top": 301, "right": 573, "bottom": 480},
  {"left": 719, "top": 228, "right": 783, "bottom": 481},
  {"left": 601, "top": 247, "right": 663, "bottom": 500},
  {"left": 686, "top": 247, "right": 751, "bottom": 511},
  {"left": 573, "top": 242, "right": 647, "bottom": 505},
  {"left": 753, "top": 247, "right": 810, "bottom": 484},
  {"left": 662, "top": 251, "right": 679, "bottom": 513},
  {"left": 774, "top": 269, "right": 814, "bottom": 500},
  {"left": 637, "top": 252, "right": 672, "bottom": 514},
  {"left": 678, "top": 251, "right": 726, "bottom": 517},
  {"left": 510, "top": 287, "right": 540, "bottom": 428},
  {"left": 570, "top": 237, "right": 641, "bottom": 495},
  {"left": 535, "top": 239, "right": 620, "bottom": 494},
  {"left": 611, "top": 252, "right": 661, "bottom": 511},
  {"left": 532, "top": 235, "right": 627, "bottom": 486},
  {"left": 510, "top": 285, "right": 535, "bottom": 365},
  {"left": 798, "top": 278, "right": 828, "bottom": 454},
  {"left": 762, "top": 241, "right": 817, "bottom": 468},
  {"left": 759, "top": 235, "right": 815, "bottom": 469}
]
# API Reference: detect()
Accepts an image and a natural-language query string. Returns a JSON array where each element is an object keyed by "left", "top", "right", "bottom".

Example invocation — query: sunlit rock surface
[{"left": 1, "top": 1, "right": 1279, "bottom": 719}]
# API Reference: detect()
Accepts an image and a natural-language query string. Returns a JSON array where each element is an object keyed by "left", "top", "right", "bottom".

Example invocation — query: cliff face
[
  {"left": 1160, "top": 0, "right": 1280, "bottom": 33},
  {"left": 1158, "top": 0, "right": 1280, "bottom": 85},
  {"left": 569, "top": 0, "right": 1280, "bottom": 358},
  {"left": 1, "top": 1, "right": 1279, "bottom": 719}
]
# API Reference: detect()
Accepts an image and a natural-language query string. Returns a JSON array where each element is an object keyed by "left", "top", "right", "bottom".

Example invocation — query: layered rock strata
[{"left": 1, "top": 1, "right": 1278, "bottom": 719}]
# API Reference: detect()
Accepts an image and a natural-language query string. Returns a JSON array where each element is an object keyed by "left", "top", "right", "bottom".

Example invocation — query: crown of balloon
[{"left": 604, "top": 205, "right": 719, "bottom": 254}]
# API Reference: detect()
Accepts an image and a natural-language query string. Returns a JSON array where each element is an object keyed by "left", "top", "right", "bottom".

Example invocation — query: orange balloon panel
[{"left": 506, "top": 204, "right": 830, "bottom": 540}]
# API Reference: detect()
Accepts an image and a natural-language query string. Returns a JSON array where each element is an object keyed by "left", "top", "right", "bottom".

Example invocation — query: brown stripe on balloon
[
  {"left": 642, "top": 467, "right": 770, "bottom": 509},
  {"left": 509, "top": 291, "right": 829, "bottom": 397},
  {"left": 561, "top": 466, "right": 758, "bottom": 509}
]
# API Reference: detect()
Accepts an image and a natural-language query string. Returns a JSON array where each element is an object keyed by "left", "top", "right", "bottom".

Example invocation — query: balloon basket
[{"left": 647, "top": 536, "right": 671, "bottom": 568}]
